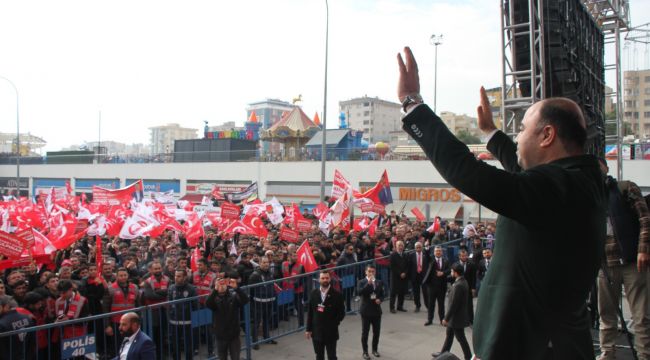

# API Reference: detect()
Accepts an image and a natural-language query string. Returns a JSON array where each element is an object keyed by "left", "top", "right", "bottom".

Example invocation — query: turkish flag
[
  {"left": 183, "top": 212, "right": 205, "bottom": 247},
  {"left": 242, "top": 212, "right": 268, "bottom": 238},
  {"left": 296, "top": 240, "right": 318, "bottom": 273},
  {"left": 48, "top": 214, "right": 85, "bottom": 250},
  {"left": 221, "top": 202, "right": 241, "bottom": 220},
  {"left": 427, "top": 218, "right": 441, "bottom": 233},
  {"left": 411, "top": 207, "right": 426, "bottom": 222},
  {"left": 222, "top": 219, "right": 254, "bottom": 237}
]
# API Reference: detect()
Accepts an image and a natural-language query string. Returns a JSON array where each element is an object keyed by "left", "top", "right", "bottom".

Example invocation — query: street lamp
[
  {"left": 0, "top": 76, "right": 20, "bottom": 197},
  {"left": 319, "top": 0, "right": 329, "bottom": 202},
  {"left": 429, "top": 34, "right": 443, "bottom": 113}
]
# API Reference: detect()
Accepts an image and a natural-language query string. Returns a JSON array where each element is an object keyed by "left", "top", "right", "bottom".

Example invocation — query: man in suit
[
  {"left": 476, "top": 248, "right": 492, "bottom": 294},
  {"left": 433, "top": 264, "right": 472, "bottom": 360},
  {"left": 389, "top": 240, "right": 409, "bottom": 313},
  {"left": 114, "top": 312, "right": 155, "bottom": 360},
  {"left": 408, "top": 241, "right": 429, "bottom": 313},
  {"left": 454, "top": 249, "right": 477, "bottom": 324},
  {"left": 358, "top": 264, "right": 386, "bottom": 360},
  {"left": 423, "top": 245, "right": 450, "bottom": 326},
  {"left": 397, "top": 47, "right": 606, "bottom": 359},
  {"left": 306, "top": 271, "right": 346, "bottom": 360}
]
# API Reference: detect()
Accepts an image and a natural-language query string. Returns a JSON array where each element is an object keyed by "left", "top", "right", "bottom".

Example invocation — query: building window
[
  {"left": 645, "top": 100, "right": 650, "bottom": 107},
  {"left": 363, "top": 111, "right": 370, "bottom": 116},
  {"left": 363, "top": 102, "right": 370, "bottom": 107},
  {"left": 645, "top": 112, "right": 650, "bottom": 118},
  {"left": 363, "top": 120, "right": 370, "bottom": 125},
  {"left": 645, "top": 76, "right": 650, "bottom": 82},
  {"left": 646, "top": 88, "right": 650, "bottom": 95},
  {"left": 634, "top": 112, "right": 639, "bottom": 119}
]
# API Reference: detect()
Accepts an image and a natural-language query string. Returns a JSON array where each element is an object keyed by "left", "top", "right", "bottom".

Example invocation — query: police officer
[
  {"left": 248, "top": 256, "right": 278, "bottom": 350},
  {"left": 0, "top": 295, "right": 35, "bottom": 360},
  {"left": 168, "top": 268, "right": 198, "bottom": 359}
]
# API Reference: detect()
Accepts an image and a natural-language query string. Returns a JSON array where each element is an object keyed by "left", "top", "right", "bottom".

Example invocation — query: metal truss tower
[{"left": 500, "top": 0, "right": 630, "bottom": 179}]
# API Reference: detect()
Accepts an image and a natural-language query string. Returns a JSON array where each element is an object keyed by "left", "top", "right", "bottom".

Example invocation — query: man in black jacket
[
  {"left": 205, "top": 272, "right": 249, "bottom": 360},
  {"left": 454, "top": 249, "right": 477, "bottom": 323},
  {"left": 248, "top": 256, "right": 278, "bottom": 349},
  {"left": 397, "top": 47, "right": 606, "bottom": 359},
  {"left": 433, "top": 264, "right": 472, "bottom": 360},
  {"left": 306, "top": 271, "right": 346, "bottom": 360},
  {"left": 424, "top": 245, "right": 450, "bottom": 326},
  {"left": 358, "top": 264, "right": 385, "bottom": 360},
  {"left": 389, "top": 240, "right": 408, "bottom": 313}
]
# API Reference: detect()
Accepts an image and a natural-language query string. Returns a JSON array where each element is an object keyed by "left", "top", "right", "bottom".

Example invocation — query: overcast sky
[{"left": 0, "top": 0, "right": 648, "bottom": 152}]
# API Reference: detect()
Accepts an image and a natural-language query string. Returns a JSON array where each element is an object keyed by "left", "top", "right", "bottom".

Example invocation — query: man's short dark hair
[
  {"left": 365, "top": 264, "right": 376, "bottom": 271},
  {"left": 57, "top": 279, "right": 74, "bottom": 292},
  {"left": 537, "top": 99, "right": 587, "bottom": 152},
  {"left": 175, "top": 268, "right": 187, "bottom": 277},
  {"left": 451, "top": 263, "right": 465, "bottom": 276}
]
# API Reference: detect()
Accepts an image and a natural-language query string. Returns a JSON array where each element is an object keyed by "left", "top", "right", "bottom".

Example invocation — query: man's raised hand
[
  {"left": 477, "top": 86, "right": 497, "bottom": 134},
  {"left": 397, "top": 47, "right": 420, "bottom": 103}
]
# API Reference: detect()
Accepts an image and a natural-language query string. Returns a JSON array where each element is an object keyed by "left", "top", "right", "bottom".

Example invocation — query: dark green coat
[{"left": 403, "top": 105, "right": 606, "bottom": 360}]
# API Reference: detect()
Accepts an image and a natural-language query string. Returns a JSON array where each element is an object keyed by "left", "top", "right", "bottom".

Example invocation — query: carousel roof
[{"left": 262, "top": 107, "right": 320, "bottom": 139}]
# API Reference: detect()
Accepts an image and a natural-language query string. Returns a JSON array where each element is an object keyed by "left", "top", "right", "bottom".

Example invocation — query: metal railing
[{"left": 0, "top": 238, "right": 483, "bottom": 360}]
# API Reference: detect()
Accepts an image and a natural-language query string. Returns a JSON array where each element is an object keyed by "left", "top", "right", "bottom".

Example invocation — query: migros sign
[{"left": 398, "top": 187, "right": 461, "bottom": 202}]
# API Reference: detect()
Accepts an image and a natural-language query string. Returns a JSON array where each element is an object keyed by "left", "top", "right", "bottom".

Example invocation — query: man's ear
[{"left": 539, "top": 125, "right": 556, "bottom": 148}]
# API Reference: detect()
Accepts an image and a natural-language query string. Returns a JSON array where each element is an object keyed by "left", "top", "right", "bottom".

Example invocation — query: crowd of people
[{"left": 0, "top": 196, "right": 497, "bottom": 359}]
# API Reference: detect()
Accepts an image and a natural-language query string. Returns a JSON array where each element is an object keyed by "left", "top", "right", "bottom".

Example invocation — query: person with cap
[
  {"left": 432, "top": 263, "right": 472, "bottom": 360},
  {"left": 206, "top": 271, "right": 249, "bottom": 360},
  {"left": 114, "top": 312, "right": 156, "bottom": 360},
  {"left": 0, "top": 295, "right": 35, "bottom": 360}
]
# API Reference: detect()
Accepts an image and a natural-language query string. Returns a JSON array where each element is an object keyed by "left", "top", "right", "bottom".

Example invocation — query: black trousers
[
  {"left": 312, "top": 339, "right": 337, "bottom": 360},
  {"left": 412, "top": 275, "right": 426, "bottom": 308},
  {"left": 467, "top": 291, "right": 474, "bottom": 324},
  {"left": 389, "top": 286, "right": 405, "bottom": 310},
  {"left": 252, "top": 301, "right": 274, "bottom": 342},
  {"left": 427, "top": 285, "right": 445, "bottom": 322},
  {"left": 216, "top": 336, "right": 241, "bottom": 360},
  {"left": 441, "top": 326, "right": 472, "bottom": 360},
  {"left": 361, "top": 315, "right": 381, "bottom": 353}
]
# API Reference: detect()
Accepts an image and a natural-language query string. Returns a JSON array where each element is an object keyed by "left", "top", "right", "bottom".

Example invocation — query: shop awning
[
  {"left": 435, "top": 202, "right": 461, "bottom": 220},
  {"left": 467, "top": 204, "right": 499, "bottom": 221}
]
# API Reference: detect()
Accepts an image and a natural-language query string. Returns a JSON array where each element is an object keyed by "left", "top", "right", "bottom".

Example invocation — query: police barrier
[{"left": 0, "top": 238, "right": 479, "bottom": 360}]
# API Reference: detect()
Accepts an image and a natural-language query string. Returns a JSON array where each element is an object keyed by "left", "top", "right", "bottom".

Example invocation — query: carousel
[{"left": 261, "top": 107, "right": 320, "bottom": 160}]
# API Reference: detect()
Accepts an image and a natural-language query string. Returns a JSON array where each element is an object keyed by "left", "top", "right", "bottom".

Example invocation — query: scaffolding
[{"left": 500, "top": 0, "right": 630, "bottom": 179}]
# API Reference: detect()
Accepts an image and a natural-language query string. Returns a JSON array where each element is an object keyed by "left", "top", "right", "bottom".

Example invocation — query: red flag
[
  {"left": 183, "top": 212, "right": 204, "bottom": 247},
  {"left": 211, "top": 185, "right": 223, "bottom": 200},
  {"left": 296, "top": 240, "right": 318, "bottom": 273},
  {"left": 279, "top": 227, "right": 300, "bottom": 243},
  {"left": 295, "top": 218, "right": 312, "bottom": 232},
  {"left": 222, "top": 220, "right": 254, "bottom": 237},
  {"left": 221, "top": 202, "right": 241, "bottom": 220},
  {"left": 312, "top": 202, "right": 329, "bottom": 220},
  {"left": 354, "top": 170, "right": 393, "bottom": 205},
  {"left": 353, "top": 217, "right": 370, "bottom": 232},
  {"left": 411, "top": 207, "right": 426, "bottom": 222},
  {"left": 427, "top": 218, "right": 441, "bottom": 233},
  {"left": 190, "top": 247, "right": 200, "bottom": 273},
  {"left": 65, "top": 181, "right": 73, "bottom": 195},
  {"left": 368, "top": 216, "right": 379, "bottom": 237},
  {"left": 242, "top": 212, "right": 268, "bottom": 238},
  {"left": 96, "top": 235, "right": 103, "bottom": 278}
]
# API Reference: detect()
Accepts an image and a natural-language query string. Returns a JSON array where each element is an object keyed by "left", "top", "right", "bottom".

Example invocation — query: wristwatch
[{"left": 401, "top": 93, "right": 423, "bottom": 113}]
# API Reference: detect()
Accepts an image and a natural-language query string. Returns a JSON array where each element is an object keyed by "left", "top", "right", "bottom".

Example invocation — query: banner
[
  {"left": 359, "top": 202, "right": 385, "bottom": 214},
  {"left": 224, "top": 182, "right": 258, "bottom": 204},
  {"left": 221, "top": 202, "right": 241, "bottom": 220},
  {"left": 280, "top": 227, "right": 300, "bottom": 243},
  {"left": 296, "top": 219, "right": 312, "bottom": 232},
  {"left": 331, "top": 170, "right": 351, "bottom": 200},
  {"left": 0, "top": 230, "right": 28, "bottom": 259},
  {"left": 93, "top": 180, "right": 143, "bottom": 205}
]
